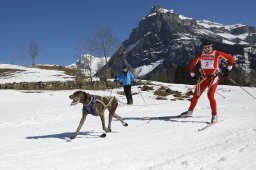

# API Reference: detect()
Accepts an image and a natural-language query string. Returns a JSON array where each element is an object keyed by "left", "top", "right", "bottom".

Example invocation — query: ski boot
[
  {"left": 179, "top": 110, "right": 193, "bottom": 118},
  {"left": 211, "top": 115, "right": 218, "bottom": 123}
]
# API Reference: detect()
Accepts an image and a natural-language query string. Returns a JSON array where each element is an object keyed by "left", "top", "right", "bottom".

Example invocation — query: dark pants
[{"left": 123, "top": 85, "right": 133, "bottom": 104}]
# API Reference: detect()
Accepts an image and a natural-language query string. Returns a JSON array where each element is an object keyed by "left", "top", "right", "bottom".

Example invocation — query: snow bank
[{"left": 0, "top": 64, "right": 74, "bottom": 83}]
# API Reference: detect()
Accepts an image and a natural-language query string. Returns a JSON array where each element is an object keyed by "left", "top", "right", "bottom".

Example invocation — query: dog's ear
[{"left": 82, "top": 92, "right": 88, "bottom": 101}]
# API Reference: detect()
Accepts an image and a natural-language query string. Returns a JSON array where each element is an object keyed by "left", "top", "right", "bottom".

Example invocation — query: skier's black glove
[
  {"left": 223, "top": 72, "right": 230, "bottom": 77},
  {"left": 216, "top": 72, "right": 223, "bottom": 77},
  {"left": 222, "top": 69, "right": 231, "bottom": 77},
  {"left": 190, "top": 77, "right": 197, "bottom": 84}
]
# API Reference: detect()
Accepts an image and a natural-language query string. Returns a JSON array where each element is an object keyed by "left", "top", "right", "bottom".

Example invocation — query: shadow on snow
[
  {"left": 26, "top": 131, "right": 102, "bottom": 141},
  {"left": 122, "top": 115, "right": 209, "bottom": 124}
]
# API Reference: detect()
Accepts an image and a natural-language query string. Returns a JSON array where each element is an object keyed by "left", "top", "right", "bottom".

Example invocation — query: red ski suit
[{"left": 189, "top": 50, "right": 234, "bottom": 115}]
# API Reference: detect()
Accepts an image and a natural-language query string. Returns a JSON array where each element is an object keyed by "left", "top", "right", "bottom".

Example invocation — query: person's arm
[
  {"left": 114, "top": 74, "right": 121, "bottom": 83},
  {"left": 190, "top": 54, "right": 201, "bottom": 77},
  {"left": 218, "top": 51, "right": 235, "bottom": 71},
  {"left": 130, "top": 71, "right": 135, "bottom": 82},
  {"left": 115, "top": 73, "right": 122, "bottom": 81}
]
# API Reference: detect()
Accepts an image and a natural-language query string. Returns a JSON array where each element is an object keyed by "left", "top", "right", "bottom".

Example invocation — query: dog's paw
[
  {"left": 70, "top": 135, "right": 76, "bottom": 140},
  {"left": 100, "top": 133, "right": 106, "bottom": 138},
  {"left": 123, "top": 122, "right": 128, "bottom": 127},
  {"left": 105, "top": 128, "right": 112, "bottom": 133}
]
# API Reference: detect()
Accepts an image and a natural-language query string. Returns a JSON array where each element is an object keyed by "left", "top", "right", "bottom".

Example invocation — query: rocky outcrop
[
  {"left": 0, "top": 81, "right": 78, "bottom": 90},
  {"left": 0, "top": 80, "right": 119, "bottom": 90}
]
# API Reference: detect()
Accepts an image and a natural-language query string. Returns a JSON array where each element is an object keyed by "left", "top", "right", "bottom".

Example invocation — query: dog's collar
[
  {"left": 84, "top": 95, "right": 96, "bottom": 106},
  {"left": 83, "top": 95, "right": 97, "bottom": 116}
]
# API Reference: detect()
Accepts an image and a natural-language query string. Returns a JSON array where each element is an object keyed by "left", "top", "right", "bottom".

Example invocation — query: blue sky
[{"left": 0, "top": 0, "right": 255, "bottom": 66}]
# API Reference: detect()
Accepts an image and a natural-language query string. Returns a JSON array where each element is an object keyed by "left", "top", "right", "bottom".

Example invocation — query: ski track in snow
[{"left": 0, "top": 83, "right": 256, "bottom": 170}]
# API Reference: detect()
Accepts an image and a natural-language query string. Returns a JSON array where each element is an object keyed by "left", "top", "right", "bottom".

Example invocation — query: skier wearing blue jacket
[{"left": 115, "top": 65, "right": 135, "bottom": 105}]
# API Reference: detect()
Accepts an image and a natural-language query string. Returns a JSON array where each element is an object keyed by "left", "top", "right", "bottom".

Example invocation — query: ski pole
[
  {"left": 110, "top": 81, "right": 117, "bottom": 96},
  {"left": 215, "top": 91, "right": 225, "bottom": 99},
  {"left": 110, "top": 72, "right": 119, "bottom": 96},
  {"left": 109, "top": 88, "right": 114, "bottom": 96},
  {"left": 137, "top": 86, "right": 147, "bottom": 105},
  {"left": 227, "top": 76, "right": 256, "bottom": 101}
]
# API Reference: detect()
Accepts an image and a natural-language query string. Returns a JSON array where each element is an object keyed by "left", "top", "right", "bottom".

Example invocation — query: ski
[
  {"left": 198, "top": 120, "right": 223, "bottom": 131},
  {"left": 143, "top": 115, "right": 194, "bottom": 124},
  {"left": 142, "top": 115, "right": 192, "bottom": 121}
]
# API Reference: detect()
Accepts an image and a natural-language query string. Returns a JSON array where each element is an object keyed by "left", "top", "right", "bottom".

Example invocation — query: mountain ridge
[{"left": 106, "top": 4, "right": 256, "bottom": 85}]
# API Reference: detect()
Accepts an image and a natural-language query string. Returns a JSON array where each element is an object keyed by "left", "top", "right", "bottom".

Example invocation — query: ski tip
[
  {"left": 197, "top": 128, "right": 205, "bottom": 132},
  {"left": 197, "top": 120, "right": 224, "bottom": 132}
]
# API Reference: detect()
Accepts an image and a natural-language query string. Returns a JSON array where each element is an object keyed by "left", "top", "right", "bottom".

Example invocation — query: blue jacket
[{"left": 116, "top": 70, "right": 135, "bottom": 86}]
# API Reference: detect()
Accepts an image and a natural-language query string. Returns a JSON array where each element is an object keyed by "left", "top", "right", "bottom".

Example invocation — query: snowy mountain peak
[
  {"left": 151, "top": 4, "right": 175, "bottom": 14},
  {"left": 67, "top": 54, "right": 109, "bottom": 76}
]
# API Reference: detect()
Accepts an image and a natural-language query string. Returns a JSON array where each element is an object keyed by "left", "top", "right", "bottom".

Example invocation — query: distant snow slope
[
  {"left": 134, "top": 59, "right": 164, "bottom": 77},
  {"left": 0, "top": 64, "right": 74, "bottom": 83},
  {"left": 67, "top": 54, "right": 109, "bottom": 76},
  {"left": 0, "top": 82, "right": 256, "bottom": 170}
]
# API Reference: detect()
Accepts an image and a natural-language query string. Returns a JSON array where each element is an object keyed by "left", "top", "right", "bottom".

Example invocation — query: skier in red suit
[{"left": 180, "top": 41, "right": 234, "bottom": 123}]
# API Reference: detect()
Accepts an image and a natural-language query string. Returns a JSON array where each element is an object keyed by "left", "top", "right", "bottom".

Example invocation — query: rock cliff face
[{"left": 107, "top": 5, "right": 256, "bottom": 85}]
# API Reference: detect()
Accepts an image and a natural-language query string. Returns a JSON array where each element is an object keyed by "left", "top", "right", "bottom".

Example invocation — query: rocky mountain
[{"left": 107, "top": 4, "right": 256, "bottom": 85}]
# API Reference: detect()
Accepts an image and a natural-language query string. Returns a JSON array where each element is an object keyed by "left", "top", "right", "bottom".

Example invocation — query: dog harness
[
  {"left": 83, "top": 95, "right": 115, "bottom": 116},
  {"left": 83, "top": 95, "right": 98, "bottom": 116}
]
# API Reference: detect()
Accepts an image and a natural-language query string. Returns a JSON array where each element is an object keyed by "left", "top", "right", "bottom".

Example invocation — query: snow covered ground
[
  {"left": 0, "top": 82, "right": 256, "bottom": 170},
  {"left": 0, "top": 64, "right": 74, "bottom": 83}
]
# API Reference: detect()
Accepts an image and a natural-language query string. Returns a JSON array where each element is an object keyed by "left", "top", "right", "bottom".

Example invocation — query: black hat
[
  {"left": 122, "top": 65, "right": 128, "bottom": 69},
  {"left": 203, "top": 41, "right": 213, "bottom": 46}
]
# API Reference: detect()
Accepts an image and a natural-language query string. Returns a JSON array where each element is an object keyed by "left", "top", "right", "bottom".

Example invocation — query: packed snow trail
[{"left": 0, "top": 83, "right": 256, "bottom": 170}]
